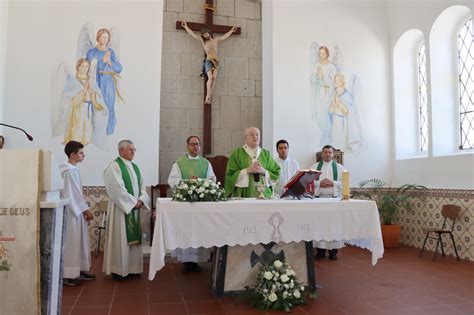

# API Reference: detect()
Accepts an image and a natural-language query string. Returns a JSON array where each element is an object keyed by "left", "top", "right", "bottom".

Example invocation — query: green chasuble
[
  {"left": 175, "top": 155, "right": 210, "bottom": 179},
  {"left": 225, "top": 147, "right": 280, "bottom": 198},
  {"left": 115, "top": 157, "right": 142, "bottom": 245},
  {"left": 316, "top": 160, "right": 338, "bottom": 181}
]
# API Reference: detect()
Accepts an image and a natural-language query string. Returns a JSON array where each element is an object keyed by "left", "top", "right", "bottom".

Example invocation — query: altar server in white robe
[
  {"left": 60, "top": 141, "right": 95, "bottom": 286},
  {"left": 310, "top": 144, "right": 346, "bottom": 260},
  {"left": 103, "top": 140, "right": 150, "bottom": 280},
  {"left": 168, "top": 136, "right": 216, "bottom": 272},
  {"left": 274, "top": 139, "right": 300, "bottom": 191}
]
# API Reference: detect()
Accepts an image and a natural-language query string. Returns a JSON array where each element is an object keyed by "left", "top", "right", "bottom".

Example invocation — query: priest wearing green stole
[
  {"left": 103, "top": 140, "right": 150, "bottom": 280},
  {"left": 310, "top": 144, "right": 346, "bottom": 260},
  {"left": 225, "top": 127, "right": 280, "bottom": 198},
  {"left": 168, "top": 136, "right": 216, "bottom": 272}
]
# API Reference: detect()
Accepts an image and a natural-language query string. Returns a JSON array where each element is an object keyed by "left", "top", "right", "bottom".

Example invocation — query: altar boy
[{"left": 60, "top": 141, "right": 95, "bottom": 286}]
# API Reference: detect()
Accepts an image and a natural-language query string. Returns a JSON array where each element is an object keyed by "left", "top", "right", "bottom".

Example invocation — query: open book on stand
[{"left": 280, "top": 169, "right": 322, "bottom": 199}]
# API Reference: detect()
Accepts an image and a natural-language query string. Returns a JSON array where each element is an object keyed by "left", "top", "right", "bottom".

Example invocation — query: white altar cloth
[{"left": 148, "top": 198, "right": 384, "bottom": 280}]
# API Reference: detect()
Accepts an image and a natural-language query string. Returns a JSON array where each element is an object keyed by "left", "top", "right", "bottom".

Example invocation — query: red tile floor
[{"left": 62, "top": 246, "right": 473, "bottom": 315}]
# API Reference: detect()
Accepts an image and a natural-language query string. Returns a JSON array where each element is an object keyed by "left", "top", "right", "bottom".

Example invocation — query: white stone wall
[{"left": 160, "top": 0, "right": 262, "bottom": 183}]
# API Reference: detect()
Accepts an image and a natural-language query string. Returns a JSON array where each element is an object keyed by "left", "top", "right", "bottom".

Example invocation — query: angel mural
[
  {"left": 51, "top": 58, "right": 108, "bottom": 149},
  {"left": 320, "top": 73, "right": 362, "bottom": 154},
  {"left": 77, "top": 23, "right": 123, "bottom": 135},
  {"left": 309, "top": 43, "right": 343, "bottom": 131}
]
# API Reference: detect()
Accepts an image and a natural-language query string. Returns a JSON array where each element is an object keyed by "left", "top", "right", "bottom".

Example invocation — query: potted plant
[{"left": 354, "top": 179, "right": 427, "bottom": 248}]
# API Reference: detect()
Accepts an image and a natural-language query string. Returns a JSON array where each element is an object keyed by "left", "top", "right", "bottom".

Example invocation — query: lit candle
[{"left": 342, "top": 171, "right": 350, "bottom": 200}]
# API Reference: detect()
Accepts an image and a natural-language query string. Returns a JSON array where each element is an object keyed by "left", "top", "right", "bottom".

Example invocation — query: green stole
[
  {"left": 115, "top": 157, "right": 142, "bottom": 245},
  {"left": 316, "top": 160, "right": 338, "bottom": 181},
  {"left": 175, "top": 155, "right": 209, "bottom": 179}
]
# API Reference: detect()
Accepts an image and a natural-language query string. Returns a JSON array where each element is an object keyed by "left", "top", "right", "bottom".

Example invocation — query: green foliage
[
  {"left": 355, "top": 179, "right": 427, "bottom": 225},
  {"left": 242, "top": 259, "right": 312, "bottom": 312}
]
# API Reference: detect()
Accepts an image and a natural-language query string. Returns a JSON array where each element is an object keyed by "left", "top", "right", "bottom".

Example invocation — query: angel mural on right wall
[{"left": 310, "top": 42, "right": 362, "bottom": 154}]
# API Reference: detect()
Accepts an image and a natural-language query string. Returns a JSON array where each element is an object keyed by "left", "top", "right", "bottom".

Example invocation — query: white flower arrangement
[
  {"left": 171, "top": 178, "right": 227, "bottom": 202},
  {"left": 244, "top": 259, "right": 307, "bottom": 312}
]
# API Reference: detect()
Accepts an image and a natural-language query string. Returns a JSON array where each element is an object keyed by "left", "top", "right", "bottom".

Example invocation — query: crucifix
[{"left": 176, "top": 0, "right": 241, "bottom": 155}]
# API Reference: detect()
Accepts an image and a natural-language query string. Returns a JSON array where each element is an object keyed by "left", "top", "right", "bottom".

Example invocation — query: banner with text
[{"left": 0, "top": 149, "right": 41, "bottom": 315}]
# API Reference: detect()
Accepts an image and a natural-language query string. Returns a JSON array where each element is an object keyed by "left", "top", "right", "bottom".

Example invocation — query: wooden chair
[
  {"left": 149, "top": 184, "right": 171, "bottom": 246},
  {"left": 419, "top": 204, "right": 461, "bottom": 261},
  {"left": 206, "top": 155, "right": 229, "bottom": 187},
  {"left": 94, "top": 200, "right": 109, "bottom": 256}
]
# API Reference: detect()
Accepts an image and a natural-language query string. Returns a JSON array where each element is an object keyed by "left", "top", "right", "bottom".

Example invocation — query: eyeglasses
[{"left": 188, "top": 143, "right": 200, "bottom": 146}]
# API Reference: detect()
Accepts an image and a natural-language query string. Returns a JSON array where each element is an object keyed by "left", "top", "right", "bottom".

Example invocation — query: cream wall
[
  {"left": 386, "top": 1, "right": 474, "bottom": 189},
  {"left": 263, "top": 0, "right": 392, "bottom": 185},
  {"left": 1, "top": 1, "right": 163, "bottom": 185},
  {"left": 0, "top": 1, "right": 8, "bottom": 129}
]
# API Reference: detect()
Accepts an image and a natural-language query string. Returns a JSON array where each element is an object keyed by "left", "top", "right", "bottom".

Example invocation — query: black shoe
[
  {"left": 315, "top": 248, "right": 326, "bottom": 260},
  {"left": 78, "top": 272, "right": 96, "bottom": 281},
  {"left": 111, "top": 273, "right": 128, "bottom": 281},
  {"left": 328, "top": 249, "right": 338, "bottom": 261},
  {"left": 191, "top": 263, "right": 202, "bottom": 272},
  {"left": 128, "top": 273, "right": 141, "bottom": 278},
  {"left": 183, "top": 262, "right": 193, "bottom": 273},
  {"left": 63, "top": 278, "right": 79, "bottom": 286}
]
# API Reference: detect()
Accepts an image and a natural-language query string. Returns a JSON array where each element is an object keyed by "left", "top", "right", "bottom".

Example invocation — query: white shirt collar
[
  {"left": 119, "top": 156, "right": 133, "bottom": 165},
  {"left": 187, "top": 154, "right": 200, "bottom": 160}
]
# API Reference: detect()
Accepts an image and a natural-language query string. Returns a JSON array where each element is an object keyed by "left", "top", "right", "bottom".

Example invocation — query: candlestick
[{"left": 342, "top": 170, "right": 350, "bottom": 201}]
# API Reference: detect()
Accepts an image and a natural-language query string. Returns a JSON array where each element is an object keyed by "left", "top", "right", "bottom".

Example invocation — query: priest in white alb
[
  {"left": 103, "top": 140, "right": 150, "bottom": 280},
  {"left": 60, "top": 141, "right": 95, "bottom": 286},
  {"left": 310, "top": 144, "right": 346, "bottom": 260},
  {"left": 274, "top": 139, "right": 300, "bottom": 191},
  {"left": 168, "top": 135, "right": 216, "bottom": 272}
]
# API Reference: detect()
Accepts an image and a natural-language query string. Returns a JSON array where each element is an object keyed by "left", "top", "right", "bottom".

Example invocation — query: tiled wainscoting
[{"left": 83, "top": 187, "right": 473, "bottom": 261}]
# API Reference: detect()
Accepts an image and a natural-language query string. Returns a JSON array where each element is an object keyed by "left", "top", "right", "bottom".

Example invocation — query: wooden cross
[{"left": 176, "top": 0, "right": 241, "bottom": 155}]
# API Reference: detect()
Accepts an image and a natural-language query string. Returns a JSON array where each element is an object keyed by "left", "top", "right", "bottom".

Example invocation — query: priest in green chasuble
[
  {"left": 168, "top": 136, "right": 216, "bottom": 272},
  {"left": 103, "top": 140, "right": 150, "bottom": 280},
  {"left": 225, "top": 127, "right": 280, "bottom": 198}
]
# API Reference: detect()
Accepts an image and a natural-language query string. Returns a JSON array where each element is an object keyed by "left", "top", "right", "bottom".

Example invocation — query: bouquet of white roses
[
  {"left": 171, "top": 178, "right": 227, "bottom": 202},
  {"left": 245, "top": 259, "right": 307, "bottom": 312}
]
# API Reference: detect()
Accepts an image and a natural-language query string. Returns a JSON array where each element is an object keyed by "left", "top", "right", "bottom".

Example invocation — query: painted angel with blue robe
[
  {"left": 310, "top": 43, "right": 343, "bottom": 131},
  {"left": 77, "top": 23, "right": 123, "bottom": 135},
  {"left": 320, "top": 73, "right": 362, "bottom": 154}
]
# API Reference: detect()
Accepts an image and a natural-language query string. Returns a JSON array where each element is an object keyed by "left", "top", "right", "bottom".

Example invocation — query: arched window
[
  {"left": 417, "top": 42, "right": 428, "bottom": 151},
  {"left": 458, "top": 18, "right": 473, "bottom": 150}
]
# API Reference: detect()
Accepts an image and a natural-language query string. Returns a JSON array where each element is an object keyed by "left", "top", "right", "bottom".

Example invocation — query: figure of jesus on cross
[{"left": 181, "top": 21, "right": 237, "bottom": 105}]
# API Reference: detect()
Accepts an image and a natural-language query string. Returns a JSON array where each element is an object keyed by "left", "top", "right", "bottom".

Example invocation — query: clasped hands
[
  {"left": 135, "top": 199, "right": 144, "bottom": 209},
  {"left": 246, "top": 161, "right": 265, "bottom": 174},
  {"left": 319, "top": 178, "right": 334, "bottom": 188}
]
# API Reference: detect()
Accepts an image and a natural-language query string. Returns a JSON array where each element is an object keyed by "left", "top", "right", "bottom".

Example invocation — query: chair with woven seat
[{"left": 419, "top": 204, "right": 461, "bottom": 261}]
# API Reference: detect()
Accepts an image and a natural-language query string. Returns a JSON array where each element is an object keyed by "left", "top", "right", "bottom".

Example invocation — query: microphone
[
  {"left": 253, "top": 173, "right": 260, "bottom": 182},
  {"left": 0, "top": 123, "right": 34, "bottom": 141}
]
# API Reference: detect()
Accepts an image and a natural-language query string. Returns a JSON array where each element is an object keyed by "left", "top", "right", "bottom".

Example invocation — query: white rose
[
  {"left": 283, "top": 291, "right": 288, "bottom": 298},
  {"left": 263, "top": 289, "right": 268, "bottom": 293},
  {"left": 289, "top": 282, "right": 294, "bottom": 288},
  {"left": 293, "top": 290, "right": 301, "bottom": 298},
  {"left": 190, "top": 186, "right": 196, "bottom": 190},
  {"left": 280, "top": 274, "right": 289, "bottom": 283},
  {"left": 204, "top": 180, "right": 210, "bottom": 187},
  {"left": 199, "top": 193, "right": 205, "bottom": 198},
  {"left": 188, "top": 190, "right": 193, "bottom": 195},
  {"left": 273, "top": 260, "right": 283, "bottom": 268},
  {"left": 268, "top": 292, "right": 278, "bottom": 302},
  {"left": 182, "top": 184, "right": 188, "bottom": 189},
  {"left": 205, "top": 190, "right": 209, "bottom": 193},
  {"left": 263, "top": 271, "right": 273, "bottom": 280},
  {"left": 284, "top": 284, "right": 289, "bottom": 289},
  {"left": 217, "top": 181, "right": 221, "bottom": 186},
  {"left": 210, "top": 189, "right": 216, "bottom": 194},
  {"left": 300, "top": 286, "right": 305, "bottom": 291},
  {"left": 197, "top": 187, "right": 205, "bottom": 193}
]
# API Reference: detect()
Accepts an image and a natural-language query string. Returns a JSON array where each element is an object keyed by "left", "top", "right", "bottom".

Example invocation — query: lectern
[{"left": 0, "top": 150, "right": 68, "bottom": 315}]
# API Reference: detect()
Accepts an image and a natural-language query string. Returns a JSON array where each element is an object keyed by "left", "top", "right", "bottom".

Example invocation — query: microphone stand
[{"left": 0, "top": 123, "right": 34, "bottom": 141}]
